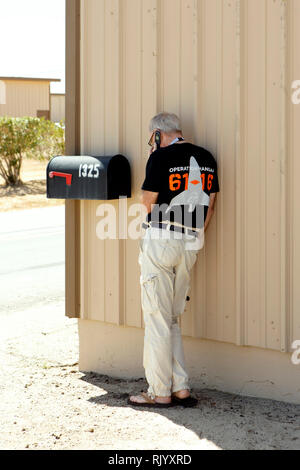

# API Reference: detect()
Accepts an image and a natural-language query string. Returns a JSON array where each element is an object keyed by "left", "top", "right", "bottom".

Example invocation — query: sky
[{"left": 0, "top": 0, "right": 65, "bottom": 93}]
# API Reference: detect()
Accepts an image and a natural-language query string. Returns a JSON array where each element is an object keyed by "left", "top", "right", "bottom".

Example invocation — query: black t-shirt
[{"left": 141, "top": 142, "right": 220, "bottom": 229}]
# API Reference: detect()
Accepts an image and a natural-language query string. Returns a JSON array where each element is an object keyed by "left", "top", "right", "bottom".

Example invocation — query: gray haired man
[{"left": 128, "top": 112, "right": 219, "bottom": 408}]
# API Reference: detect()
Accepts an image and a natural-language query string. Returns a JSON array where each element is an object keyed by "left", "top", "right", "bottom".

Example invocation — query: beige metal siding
[
  {"left": 288, "top": 0, "right": 300, "bottom": 347},
  {"left": 50, "top": 94, "right": 65, "bottom": 122},
  {"left": 239, "top": 0, "right": 285, "bottom": 350},
  {"left": 0, "top": 79, "right": 49, "bottom": 117},
  {"left": 71, "top": 0, "right": 300, "bottom": 353},
  {"left": 0, "top": 81, "right": 6, "bottom": 104}
]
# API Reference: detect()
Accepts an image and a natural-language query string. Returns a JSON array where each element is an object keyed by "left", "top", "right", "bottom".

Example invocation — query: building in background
[
  {"left": 65, "top": 0, "right": 300, "bottom": 404},
  {"left": 50, "top": 93, "right": 65, "bottom": 122},
  {"left": 0, "top": 76, "right": 60, "bottom": 120}
]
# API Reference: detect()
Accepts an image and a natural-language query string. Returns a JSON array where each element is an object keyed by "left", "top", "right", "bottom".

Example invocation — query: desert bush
[
  {"left": 29, "top": 118, "right": 65, "bottom": 161},
  {"left": 0, "top": 116, "right": 65, "bottom": 186}
]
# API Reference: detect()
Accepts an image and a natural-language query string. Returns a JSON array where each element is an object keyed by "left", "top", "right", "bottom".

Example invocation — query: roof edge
[{"left": 0, "top": 76, "right": 61, "bottom": 82}]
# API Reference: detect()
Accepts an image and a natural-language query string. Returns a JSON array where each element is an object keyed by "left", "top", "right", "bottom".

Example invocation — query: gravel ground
[{"left": 1, "top": 301, "right": 300, "bottom": 450}]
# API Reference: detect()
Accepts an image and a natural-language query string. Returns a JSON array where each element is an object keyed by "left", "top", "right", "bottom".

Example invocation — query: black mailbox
[{"left": 46, "top": 155, "right": 131, "bottom": 200}]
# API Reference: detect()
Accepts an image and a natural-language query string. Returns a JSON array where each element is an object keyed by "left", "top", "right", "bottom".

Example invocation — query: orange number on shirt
[
  {"left": 169, "top": 173, "right": 181, "bottom": 191},
  {"left": 200, "top": 174, "right": 205, "bottom": 190},
  {"left": 169, "top": 172, "right": 214, "bottom": 192},
  {"left": 182, "top": 173, "right": 188, "bottom": 190},
  {"left": 207, "top": 174, "right": 213, "bottom": 191}
]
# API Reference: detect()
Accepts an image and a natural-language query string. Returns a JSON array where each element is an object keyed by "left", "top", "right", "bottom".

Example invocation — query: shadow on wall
[{"left": 80, "top": 372, "right": 300, "bottom": 450}]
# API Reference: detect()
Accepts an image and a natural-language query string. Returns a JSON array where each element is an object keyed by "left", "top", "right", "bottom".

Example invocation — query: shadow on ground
[
  {"left": 0, "top": 179, "right": 46, "bottom": 197},
  {"left": 80, "top": 372, "right": 300, "bottom": 450}
]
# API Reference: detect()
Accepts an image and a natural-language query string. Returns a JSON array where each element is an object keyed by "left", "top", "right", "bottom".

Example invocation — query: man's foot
[
  {"left": 171, "top": 389, "right": 198, "bottom": 407},
  {"left": 172, "top": 389, "right": 190, "bottom": 399},
  {"left": 127, "top": 392, "right": 173, "bottom": 408}
]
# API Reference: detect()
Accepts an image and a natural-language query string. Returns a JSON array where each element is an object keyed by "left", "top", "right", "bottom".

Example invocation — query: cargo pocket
[
  {"left": 186, "top": 249, "right": 198, "bottom": 272},
  {"left": 175, "top": 284, "right": 191, "bottom": 316},
  {"left": 140, "top": 273, "right": 159, "bottom": 314},
  {"left": 182, "top": 285, "right": 191, "bottom": 313}
]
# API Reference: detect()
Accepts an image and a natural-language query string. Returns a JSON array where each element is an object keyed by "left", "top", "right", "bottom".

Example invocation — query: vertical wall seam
[
  {"left": 122, "top": 0, "right": 128, "bottom": 326},
  {"left": 118, "top": 0, "right": 125, "bottom": 326},
  {"left": 179, "top": 0, "right": 182, "bottom": 121},
  {"left": 191, "top": 0, "right": 199, "bottom": 336},
  {"left": 244, "top": 0, "right": 248, "bottom": 346},
  {"left": 158, "top": 0, "right": 163, "bottom": 111},
  {"left": 286, "top": 0, "right": 293, "bottom": 351},
  {"left": 202, "top": 0, "right": 207, "bottom": 337},
  {"left": 79, "top": 0, "right": 84, "bottom": 156},
  {"left": 140, "top": 0, "right": 143, "bottom": 186},
  {"left": 234, "top": 0, "right": 241, "bottom": 344},
  {"left": 139, "top": 0, "right": 143, "bottom": 328},
  {"left": 241, "top": 0, "right": 247, "bottom": 346},
  {"left": 103, "top": 0, "right": 106, "bottom": 154},
  {"left": 263, "top": 0, "right": 268, "bottom": 348},
  {"left": 65, "top": 0, "right": 81, "bottom": 319},
  {"left": 76, "top": 0, "right": 82, "bottom": 319},
  {"left": 103, "top": 0, "right": 107, "bottom": 323},
  {"left": 215, "top": 0, "right": 221, "bottom": 340},
  {"left": 218, "top": 0, "right": 224, "bottom": 341},
  {"left": 279, "top": 0, "right": 287, "bottom": 352}
]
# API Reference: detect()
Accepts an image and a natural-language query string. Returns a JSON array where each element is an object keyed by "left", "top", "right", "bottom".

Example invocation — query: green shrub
[{"left": 0, "top": 116, "right": 65, "bottom": 186}]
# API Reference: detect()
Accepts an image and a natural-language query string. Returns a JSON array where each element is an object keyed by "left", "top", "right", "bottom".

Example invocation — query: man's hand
[
  {"left": 148, "top": 142, "right": 158, "bottom": 157},
  {"left": 204, "top": 193, "right": 217, "bottom": 232},
  {"left": 141, "top": 190, "right": 159, "bottom": 214}
]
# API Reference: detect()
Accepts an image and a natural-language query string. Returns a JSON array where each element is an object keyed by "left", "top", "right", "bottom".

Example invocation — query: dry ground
[
  {"left": 1, "top": 301, "right": 300, "bottom": 450},
  {"left": 0, "top": 158, "right": 64, "bottom": 211}
]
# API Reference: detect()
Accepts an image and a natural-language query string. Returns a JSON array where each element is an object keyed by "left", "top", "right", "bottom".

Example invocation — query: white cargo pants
[{"left": 138, "top": 227, "right": 201, "bottom": 398}]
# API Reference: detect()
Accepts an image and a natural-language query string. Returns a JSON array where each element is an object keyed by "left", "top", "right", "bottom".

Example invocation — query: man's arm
[
  {"left": 204, "top": 193, "right": 217, "bottom": 232},
  {"left": 141, "top": 190, "right": 159, "bottom": 214}
]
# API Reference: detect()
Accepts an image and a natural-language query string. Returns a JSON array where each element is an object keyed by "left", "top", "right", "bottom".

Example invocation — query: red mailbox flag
[{"left": 49, "top": 171, "right": 72, "bottom": 186}]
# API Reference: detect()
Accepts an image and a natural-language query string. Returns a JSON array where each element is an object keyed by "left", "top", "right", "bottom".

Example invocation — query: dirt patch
[
  {"left": 0, "top": 179, "right": 64, "bottom": 211},
  {"left": 0, "top": 158, "right": 63, "bottom": 212}
]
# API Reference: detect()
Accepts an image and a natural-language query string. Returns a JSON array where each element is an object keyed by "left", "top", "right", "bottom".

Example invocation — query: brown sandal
[
  {"left": 127, "top": 392, "right": 173, "bottom": 408},
  {"left": 171, "top": 395, "right": 198, "bottom": 407}
]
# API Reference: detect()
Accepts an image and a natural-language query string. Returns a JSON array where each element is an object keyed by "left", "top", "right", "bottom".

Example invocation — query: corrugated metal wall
[
  {"left": 74, "top": 0, "right": 300, "bottom": 353},
  {"left": 50, "top": 94, "right": 65, "bottom": 122},
  {"left": 0, "top": 80, "right": 49, "bottom": 117}
]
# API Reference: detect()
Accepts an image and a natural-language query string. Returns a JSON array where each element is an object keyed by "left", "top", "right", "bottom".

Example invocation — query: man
[{"left": 128, "top": 112, "right": 219, "bottom": 408}]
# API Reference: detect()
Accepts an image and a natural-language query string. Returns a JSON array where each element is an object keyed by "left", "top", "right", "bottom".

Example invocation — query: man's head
[{"left": 148, "top": 112, "right": 183, "bottom": 149}]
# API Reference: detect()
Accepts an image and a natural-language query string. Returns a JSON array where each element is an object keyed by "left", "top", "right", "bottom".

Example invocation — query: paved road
[{"left": 0, "top": 206, "right": 65, "bottom": 314}]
